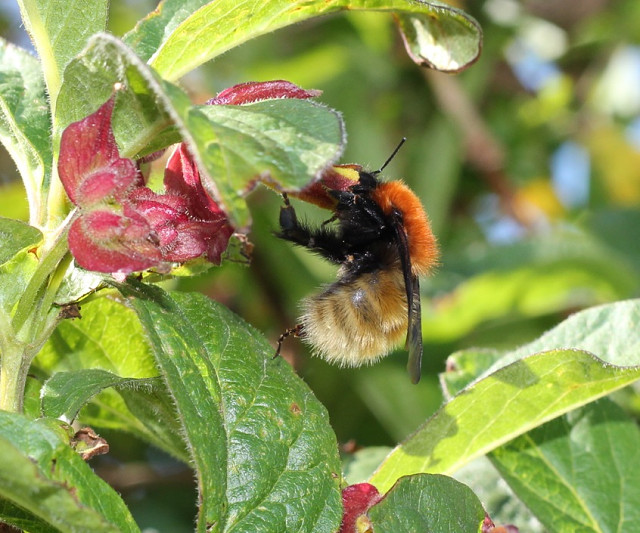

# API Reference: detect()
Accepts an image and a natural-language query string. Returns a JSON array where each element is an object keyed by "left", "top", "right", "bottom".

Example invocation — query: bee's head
[{"left": 353, "top": 170, "right": 380, "bottom": 193}]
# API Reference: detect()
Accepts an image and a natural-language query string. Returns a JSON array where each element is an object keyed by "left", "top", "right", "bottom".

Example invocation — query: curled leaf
[{"left": 395, "top": 5, "right": 483, "bottom": 72}]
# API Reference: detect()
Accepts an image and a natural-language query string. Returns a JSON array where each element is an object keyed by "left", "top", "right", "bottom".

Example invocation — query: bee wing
[
  {"left": 406, "top": 276, "right": 422, "bottom": 384},
  {"left": 390, "top": 210, "right": 422, "bottom": 384}
]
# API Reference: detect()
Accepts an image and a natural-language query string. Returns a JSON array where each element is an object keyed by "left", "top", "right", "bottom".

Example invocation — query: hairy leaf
[
  {"left": 41, "top": 368, "right": 161, "bottom": 422},
  {"left": 0, "top": 411, "right": 138, "bottom": 532},
  {"left": 0, "top": 39, "right": 51, "bottom": 223},
  {"left": 128, "top": 285, "right": 342, "bottom": 532},
  {"left": 36, "top": 297, "right": 186, "bottom": 459},
  {"left": 17, "top": 0, "right": 108, "bottom": 106},
  {"left": 55, "top": 34, "right": 344, "bottom": 226}
]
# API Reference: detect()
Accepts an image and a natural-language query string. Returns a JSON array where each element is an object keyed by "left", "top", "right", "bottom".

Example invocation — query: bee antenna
[{"left": 375, "top": 137, "right": 407, "bottom": 174}]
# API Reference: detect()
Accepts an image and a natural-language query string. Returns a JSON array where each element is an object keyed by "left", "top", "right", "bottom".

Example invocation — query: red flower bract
[
  {"left": 68, "top": 210, "right": 161, "bottom": 274},
  {"left": 163, "top": 144, "right": 233, "bottom": 264},
  {"left": 482, "top": 515, "right": 520, "bottom": 533},
  {"left": 58, "top": 95, "right": 233, "bottom": 274},
  {"left": 59, "top": 81, "right": 323, "bottom": 274},
  {"left": 58, "top": 97, "right": 140, "bottom": 206}
]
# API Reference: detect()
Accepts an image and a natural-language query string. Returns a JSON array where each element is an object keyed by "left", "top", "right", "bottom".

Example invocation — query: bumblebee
[{"left": 276, "top": 142, "right": 438, "bottom": 383}]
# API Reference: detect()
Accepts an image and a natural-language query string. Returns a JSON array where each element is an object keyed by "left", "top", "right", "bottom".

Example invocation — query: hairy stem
[
  {"left": 2, "top": 211, "right": 75, "bottom": 412},
  {"left": 0, "top": 340, "right": 31, "bottom": 412},
  {"left": 11, "top": 211, "right": 74, "bottom": 333}
]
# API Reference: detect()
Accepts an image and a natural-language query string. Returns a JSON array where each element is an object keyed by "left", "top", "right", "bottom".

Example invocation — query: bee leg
[
  {"left": 321, "top": 214, "right": 338, "bottom": 226},
  {"left": 274, "top": 324, "right": 304, "bottom": 359},
  {"left": 278, "top": 194, "right": 326, "bottom": 248},
  {"left": 276, "top": 194, "right": 347, "bottom": 264},
  {"left": 278, "top": 193, "right": 304, "bottom": 237}
]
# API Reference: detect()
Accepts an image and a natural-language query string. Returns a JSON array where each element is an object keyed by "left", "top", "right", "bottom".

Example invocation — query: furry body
[
  {"left": 277, "top": 170, "right": 438, "bottom": 382},
  {"left": 301, "top": 266, "right": 408, "bottom": 366}
]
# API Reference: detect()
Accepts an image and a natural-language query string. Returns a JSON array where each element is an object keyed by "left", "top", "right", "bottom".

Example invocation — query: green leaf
[
  {"left": 54, "top": 33, "right": 174, "bottom": 156},
  {"left": 0, "top": 39, "right": 51, "bottom": 224},
  {"left": 394, "top": 3, "right": 482, "bottom": 72},
  {"left": 440, "top": 348, "right": 505, "bottom": 398},
  {"left": 89, "top": 381, "right": 187, "bottom": 458},
  {"left": 370, "top": 319, "right": 640, "bottom": 493},
  {"left": 0, "top": 224, "right": 40, "bottom": 320},
  {"left": 368, "top": 474, "right": 485, "bottom": 532},
  {"left": 424, "top": 228, "right": 638, "bottom": 342},
  {"left": 0, "top": 497, "right": 57, "bottom": 533},
  {"left": 125, "top": 0, "right": 481, "bottom": 81},
  {"left": 41, "top": 368, "right": 161, "bottom": 422},
  {"left": 441, "top": 300, "right": 640, "bottom": 400},
  {"left": 55, "top": 34, "right": 344, "bottom": 226},
  {"left": 487, "top": 299, "right": 640, "bottom": 373},
  {"left": 193, "top": 100, "right": 344, "bottom": 212},
  {"left": 36, "top": 297, "right": 186, "bottom": 460},
  {"left": 0, "top": 411, "right": 139, "bottom": 532},
  {"left": 17, "top": 0, "right": 108, "bottom": 107},
  {"left": 491, "top": 399, "right": 640, "bottom": 533},
  {"left": 455, "top": 457, "right": 544, "bottom": 532},
  {"left": 372, "top": 301, "right": 640, "bottom": 492},
  {"left": 128, "top": 284, "right": 342, "bottom": 533},
  {"left": 0, "top": 217, "right": 42, "bottom": 266}
]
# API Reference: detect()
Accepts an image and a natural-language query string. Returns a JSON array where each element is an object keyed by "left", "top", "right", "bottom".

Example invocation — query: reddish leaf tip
[
  {"left": 482, "top": 514, "right": 519, "bottom": 533},
  {"left": 207, "top": 80, "right": 321, "bottom": 105},
  {"left": 339, "top": 483, "right": 382, "bottom": 533}
]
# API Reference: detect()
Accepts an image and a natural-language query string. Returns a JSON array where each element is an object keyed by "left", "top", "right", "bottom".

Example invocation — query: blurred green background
[{"left": 2, "top": 0, "right": 640, "bottom": 530}]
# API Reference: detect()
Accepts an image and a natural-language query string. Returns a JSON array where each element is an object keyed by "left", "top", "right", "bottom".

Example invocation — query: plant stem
[
  {"left": 2, "top": 211, "right": 75, "bottom": 412},
  {"left": 0, "top": 340, "right": 31, "bottom": 412},
  {"left": 45, "top": 167, "right": 71, "bottom": 231},
  {"left": 12, "top": 211, "right": 74, "bottom": 333}
]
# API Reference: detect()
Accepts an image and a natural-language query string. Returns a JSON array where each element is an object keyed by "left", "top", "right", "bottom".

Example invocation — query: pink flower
[
  {"left": 59, "top": 81, "right": 323, "bottom": 274},
  {"left": 59, "top": 96, "right": 233, "bottom": 274},
  {"left": 58, "top": 97, "right": 141, "bottom": 207}
]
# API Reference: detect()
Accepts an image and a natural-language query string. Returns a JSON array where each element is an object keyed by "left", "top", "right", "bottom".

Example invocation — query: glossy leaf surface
[
  {"left": 492, "top": 399, "right": 640, "bottom": 533},
  {"left": 371, "top": 301, "right": 640, "bottom": 493},
  {"left": 125, "top": 0, "right": 482, "bottom": 81}
]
